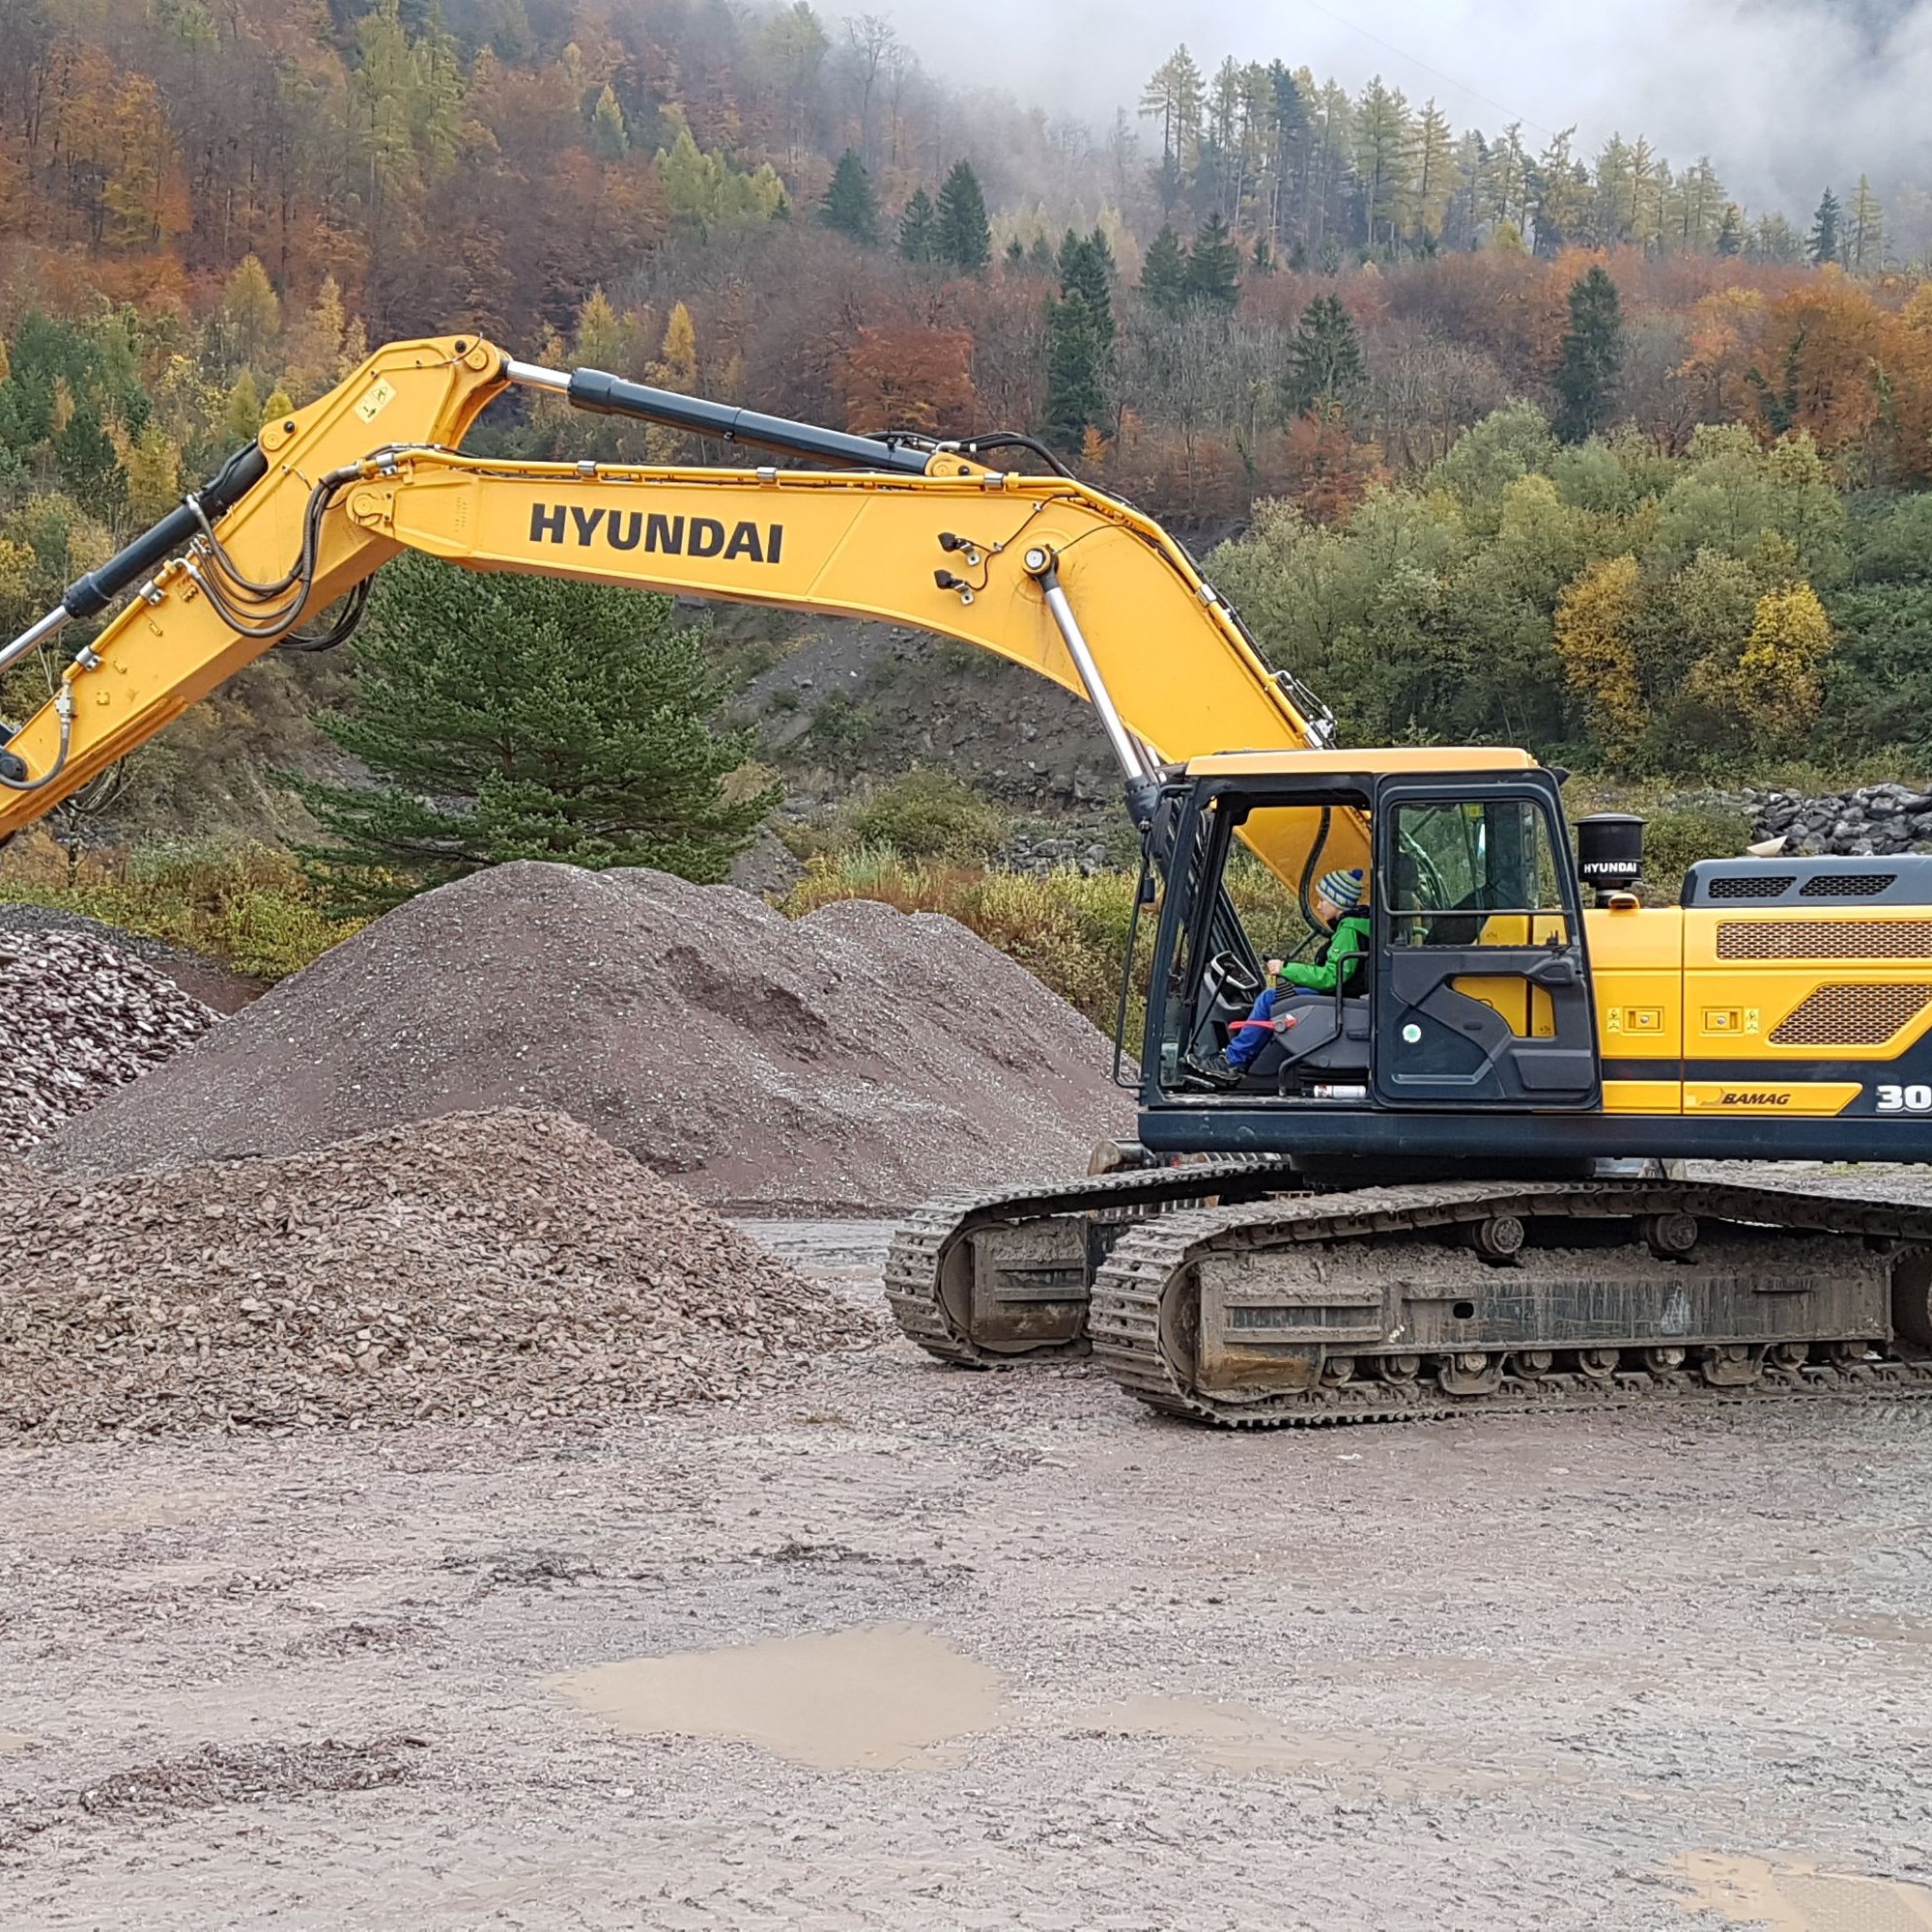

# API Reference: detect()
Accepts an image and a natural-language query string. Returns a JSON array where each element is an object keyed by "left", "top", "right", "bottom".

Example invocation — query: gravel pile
[
  {"left": 0, "top": 905, "right": 264, "bottom": 1012},
  {"left": 0, "top": 1108, "right": 872, "bottom": 1441},
  {"left": 46, "top": 861, "right": 1130, "bottom": 1211},
  {"left": 1747, "top": 781, "right": 1932, "bottom": 857},
  {"left": 0, "top": 928, "right": 216, "bottom": 1154}
]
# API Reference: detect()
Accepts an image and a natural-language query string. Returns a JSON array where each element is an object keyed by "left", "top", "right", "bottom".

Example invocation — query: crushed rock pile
[
  {"left": 1, "top": 928, "right": 216, "bottom": 1154},
  {"left": 46, "top": 861, "right": 1130, "bottom": 1211},
  {"left": 0, "top": 1109, "right": 872, "bottom": 1441},
  {"left": 1747, "top": 782, "right": 1932, "bottom": 858}
]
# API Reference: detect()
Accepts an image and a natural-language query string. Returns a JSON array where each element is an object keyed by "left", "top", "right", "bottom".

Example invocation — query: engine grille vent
[
  {"left": 1800, "top": 872, "right": 1900, "bottom": 898},
  {"left": 1769, "top": 982, "right": 1932, "bottom": 1045},
  {"left": 1718, "top": 920, "right": 1932, "bottom": 960},
  {"left": 1709, "top": 874, "right": 1796, "bottom": 899}
]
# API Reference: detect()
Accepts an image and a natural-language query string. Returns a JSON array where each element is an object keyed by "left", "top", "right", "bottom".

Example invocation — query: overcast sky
[{"left": 874, "top": 0, "right": 1932, "bottom": 213}]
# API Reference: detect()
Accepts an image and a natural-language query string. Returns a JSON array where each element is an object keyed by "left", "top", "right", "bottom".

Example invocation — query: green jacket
[{"left": 1277, "top": 911, "right": 1370, "bottom": 995}]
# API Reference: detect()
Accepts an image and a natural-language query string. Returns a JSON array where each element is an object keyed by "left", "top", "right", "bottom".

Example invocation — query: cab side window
[{"left": 1390, "top": 800, "right": 1568, "bottom": 948}]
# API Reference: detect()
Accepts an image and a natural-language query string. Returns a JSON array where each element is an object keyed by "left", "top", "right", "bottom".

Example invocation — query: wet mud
[{"left": 1, "top": 1219, "right": 1929, "bottom": 1929}]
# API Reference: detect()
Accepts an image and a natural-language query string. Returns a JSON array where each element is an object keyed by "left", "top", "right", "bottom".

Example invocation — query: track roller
[{"left": 1086, "top": 1178, "right": 1932, "bottom": 1429}]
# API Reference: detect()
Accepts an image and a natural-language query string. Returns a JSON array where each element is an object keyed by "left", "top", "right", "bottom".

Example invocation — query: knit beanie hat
[{"left": 1318, "top": 867, "right": 1366, "bottom": 913}]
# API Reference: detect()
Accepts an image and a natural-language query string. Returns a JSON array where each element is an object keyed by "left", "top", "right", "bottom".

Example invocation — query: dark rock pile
[
  {"left": 1747, "top": 783, "right": 1932, "bottom": 858},
  {"left": 998, "top": 833, "right": 1115, "bottom": 877}
]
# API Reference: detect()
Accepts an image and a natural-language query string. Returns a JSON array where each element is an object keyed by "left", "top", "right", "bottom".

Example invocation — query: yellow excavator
[{"left": 5, "top": 332, "right": 1932, "bottom": 1426}]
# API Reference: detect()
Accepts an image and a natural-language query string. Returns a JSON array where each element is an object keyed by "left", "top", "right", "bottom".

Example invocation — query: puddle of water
[
  {"left": 551, "top": 1621, "right": 1009, "bottom": 1771},
  {"left": 1671, "top": 1852, "right": 1932, "bottom": 1930}
]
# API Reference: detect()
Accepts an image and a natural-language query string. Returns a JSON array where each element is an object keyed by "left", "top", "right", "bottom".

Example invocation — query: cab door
[{"left": 1372, "top": 784, "right": 1602, "bottom": 1110}]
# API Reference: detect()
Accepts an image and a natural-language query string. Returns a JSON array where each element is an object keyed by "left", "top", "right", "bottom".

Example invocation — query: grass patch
[
  {"left": 1564, "top": 778, "right": 1755, "bottom": 901},
  {"left": 0, "top": 831, "right": 363, "bottom": 980},
  {"left": 842, "top": 766, "right": 1009, "bottom": 864}
]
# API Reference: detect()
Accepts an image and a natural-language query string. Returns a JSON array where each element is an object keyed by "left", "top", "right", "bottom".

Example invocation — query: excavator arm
[{"left": 0, "top": 334, "right": 1358, "bottom": 885}]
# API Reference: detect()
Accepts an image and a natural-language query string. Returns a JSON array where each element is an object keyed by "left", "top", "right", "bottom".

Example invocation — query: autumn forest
[{"left": 7, "top": 0, "right": 1932, "bottom": 812}]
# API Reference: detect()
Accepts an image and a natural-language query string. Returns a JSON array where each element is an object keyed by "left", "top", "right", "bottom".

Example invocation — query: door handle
[{"left": 1525, "top": 953, "right": 1579, "bottom": 987}]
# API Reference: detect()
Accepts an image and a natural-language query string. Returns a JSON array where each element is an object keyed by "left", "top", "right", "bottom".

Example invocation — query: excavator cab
[{"left": 1138, "top": 752, "right": 1602, "bottom": 1149}]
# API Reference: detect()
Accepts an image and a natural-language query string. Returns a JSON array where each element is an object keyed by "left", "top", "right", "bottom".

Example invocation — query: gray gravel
[
  {"left": 0, "top": 927, "right": 215, "bottom": 1153},
  {"left": 0, "top": 1109, "right": 872, "bottom": 1440},
  {"left": 45, "top": 861, "right": 1130, "bottom": 1211},
  {"left": 1, "top": 1220, "right": 1928, "bottom": 1929},
  {"left": 0, "top": 903, "right": 225, "bottom": 971}
]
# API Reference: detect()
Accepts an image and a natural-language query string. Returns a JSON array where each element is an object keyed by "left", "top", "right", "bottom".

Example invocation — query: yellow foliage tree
[
  {"left": 281, "top": 274, "right": 347, "bottom": 400},
  {"left": 652, "top": 301, "right": 698, "bottom": 392},
  {"left": 223, "top": 255, "right": 282, "bottom": 363},
  {"left": 0, "top": 332, "right": 11, "bottom": 387},
  {"left": 1732, "top": 582, "right": 1833, "bottom": 753},
  {"left": 1901, "top": 282, "right": 1932, "bottom": 335},
  {"left": 1554, "top": 554, "right": 1646, "bottom": 760},
  {"left": 573, "top": 287, "right": 642, "bottom": 376},
  {"left": 99, "top": 71, "right": 188, "bottom": 248},
  {"left": 645, "top": 303, "right": 699, "bottom": 461},
  {"left": 123, "top": 423, "right": 183, "bottom": 525},
  {"left": 0, "top": 537, "right": 36, "bottom": 633},
  {"left": 222, "top": 369, "right": 262, "bottom": 446}
]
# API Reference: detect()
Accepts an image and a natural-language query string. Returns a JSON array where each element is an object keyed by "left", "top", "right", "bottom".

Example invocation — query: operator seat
[{"left": 1239, "top": 992, "right": 1372, "bottom": 1087}]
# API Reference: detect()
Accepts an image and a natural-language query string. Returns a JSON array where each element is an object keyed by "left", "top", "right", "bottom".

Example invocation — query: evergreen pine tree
[
  {"left": 1809, "top": 187, "right": 1842, "bottom": 267},
  {"left": 897, "top": 186, "right": 937, "bottom": 264},
  {"left": 288, "top": 558, "right": 777, "bottom": 912},
  {"left": 1005, "top": 237, "right": 1026, "bottom": 265},
  {"left": 1716, "top": 203, "right": 1743, "bottom": 257},
  {"left": 934, "top": 160, "right": 992, "bottom": 271},
  {"left": 1027, "top": 233, "right": 1056, "bottom": 272},
  {"left": 1251, "top": 233, "right": 1275, "bottom": 274},
  {"left": 1552, "top": 264, "right": 1624, "bottom": 443},
  {"left": 52, "top": 402, "right": 126, "bottom": 525},
  {"left": 820, "top": 149, "right": 880, "bottom": 245},
  {"left": 1042, "top": 229, "right": 1117, "bottom": 452},
  {"left": 1139, "top": 223, "right": 1191, "bottom": 315},
  {"left": 1281, "top": 295, "right": 1364, "bottom": 415},
  {"left": 1059, "top": 227, "right": 1116, "bottom": 316},
  {"left": 1186, "top": 211, "right": 1241, "bottom": 308}
]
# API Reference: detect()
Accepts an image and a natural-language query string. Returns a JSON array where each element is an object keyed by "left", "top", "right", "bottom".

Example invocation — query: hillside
[{"left": 7, "top": 0, "right": 1932, "bottom": 847}]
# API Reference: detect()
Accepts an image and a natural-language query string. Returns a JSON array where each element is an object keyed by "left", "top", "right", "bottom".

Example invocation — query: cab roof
[{"left": 1183, "top": 746, "right": 1540, "bottom": 779}]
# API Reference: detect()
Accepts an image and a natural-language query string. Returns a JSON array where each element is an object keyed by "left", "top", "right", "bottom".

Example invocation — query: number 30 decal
[{"left": 1877, "top": 1085, "right": 1932, "bottom": 1112}]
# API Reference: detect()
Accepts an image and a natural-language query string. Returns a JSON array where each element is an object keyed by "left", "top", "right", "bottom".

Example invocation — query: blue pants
[{"left": 1227, "top": 988, "right": 1278, "bottom": 1070}]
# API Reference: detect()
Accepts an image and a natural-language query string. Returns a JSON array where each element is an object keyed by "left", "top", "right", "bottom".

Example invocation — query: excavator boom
[{"left": 0, "top": 334, "right": 1352, "bottom": 886}]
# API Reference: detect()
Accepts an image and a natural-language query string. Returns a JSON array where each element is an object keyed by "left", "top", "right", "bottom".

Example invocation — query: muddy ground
[{"left": 3, "top": 1221, "right": 1931, "bottom": 1931}]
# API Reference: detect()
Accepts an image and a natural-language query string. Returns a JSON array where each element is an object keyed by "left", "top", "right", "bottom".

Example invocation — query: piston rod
[{"left": 1023, "top": 548, "right": 1153, "bottom": 786}]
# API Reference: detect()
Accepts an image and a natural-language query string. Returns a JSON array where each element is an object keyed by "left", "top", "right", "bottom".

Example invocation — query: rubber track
[
  {"left": 884, "top": 1158, "right": 1294, "bottom": 1366},
  {"left": 1089, "top": 1178, "right": 1932, "bottom": 1428}
]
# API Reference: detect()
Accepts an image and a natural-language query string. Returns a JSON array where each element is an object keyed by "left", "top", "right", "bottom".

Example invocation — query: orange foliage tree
[{"left": 832, "top": 325, "right": 979, "bottom": 434}]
